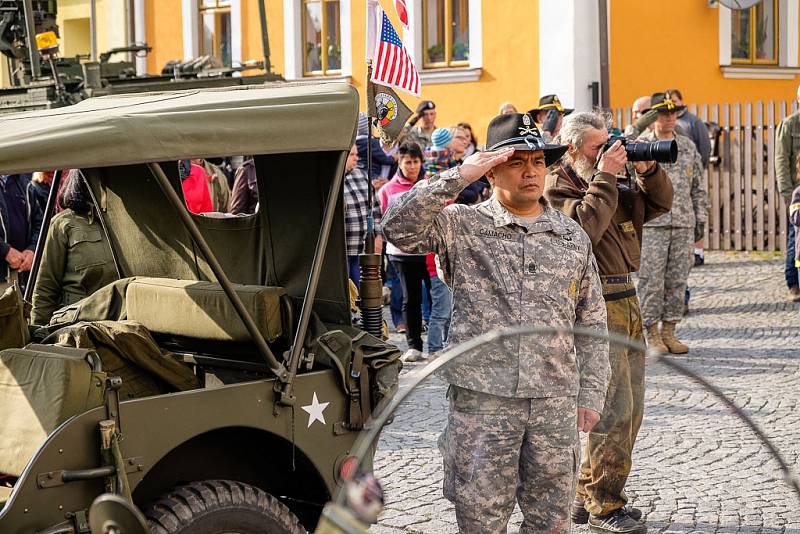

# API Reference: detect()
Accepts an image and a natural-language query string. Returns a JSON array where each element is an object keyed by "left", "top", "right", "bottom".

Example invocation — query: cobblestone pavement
[{"left": 371, "top": 252, "right": 800, "bottom": 533}]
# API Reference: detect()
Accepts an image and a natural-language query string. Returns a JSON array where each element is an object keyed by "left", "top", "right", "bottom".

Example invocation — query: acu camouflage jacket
[
  {"left": 382, "top": 167, "right": 610, "bottom": 413},
  {"left": 640, "top": 131, "right": 707, "bottom": 229}
]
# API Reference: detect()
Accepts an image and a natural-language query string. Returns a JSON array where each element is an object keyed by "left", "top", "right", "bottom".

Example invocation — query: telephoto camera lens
[
  {"left": 626, "top": 139, "right": 677, "bottom": 163},
  {"left": 605, "top": 135, "right": 678, "bottom": 164}
]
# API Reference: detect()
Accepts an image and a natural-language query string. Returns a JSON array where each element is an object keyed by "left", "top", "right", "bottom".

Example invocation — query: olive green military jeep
[{"left": 0, "top": 83, "right": 401, "bottom": 533}]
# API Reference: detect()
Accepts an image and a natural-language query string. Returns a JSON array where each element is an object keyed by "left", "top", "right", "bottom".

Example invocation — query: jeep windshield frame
[{"left": 0, "top": 82, "right": 359, "bottom": 389}]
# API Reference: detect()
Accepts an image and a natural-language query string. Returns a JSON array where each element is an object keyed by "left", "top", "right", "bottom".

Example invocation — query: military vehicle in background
[
  {"left": 0, "top": 0, "right": 282, "bottom": 114},
  {"left": 0, "top": 82, "right": 401, "bottom": 533}
]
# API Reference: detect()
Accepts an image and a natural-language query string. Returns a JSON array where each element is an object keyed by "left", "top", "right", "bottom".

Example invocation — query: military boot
[
  {"left": 661, "top": 322, "right": 689, "bottom": 354},
  {"left": 644, "top": 323, "right": 667, "bottom": 354}
]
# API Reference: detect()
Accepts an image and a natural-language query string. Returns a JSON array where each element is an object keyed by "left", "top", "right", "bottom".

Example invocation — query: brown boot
[
  {"left": 645, "top": 323, "right": 667, "bottom": 353},
  {"left": 661, "top": 321, "right": 689, "bottom": 354}
]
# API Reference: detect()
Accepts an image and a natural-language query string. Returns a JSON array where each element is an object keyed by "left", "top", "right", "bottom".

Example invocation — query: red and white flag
[
  {"left": 395, "top": 0, "right": 409, "bottom": 28},
  {"left": 370, "top": 8, "right": 420, "bottom": 97}
]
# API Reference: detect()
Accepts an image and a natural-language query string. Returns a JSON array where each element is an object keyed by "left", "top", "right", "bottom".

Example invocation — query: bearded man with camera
[{"left": 545, "top": 110, "right": 673, "bottom": 534}]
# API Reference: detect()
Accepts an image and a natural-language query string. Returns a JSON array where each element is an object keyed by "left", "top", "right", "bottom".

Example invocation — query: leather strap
[{"left": 603, "top": 288, "right": 637, "bottom": 302}]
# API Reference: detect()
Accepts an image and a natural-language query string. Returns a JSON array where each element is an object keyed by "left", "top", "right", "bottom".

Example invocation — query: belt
[
  {"left": 603, "top": 287, "right": 637, "bottom": 302},
  {"left": 600, "top": 274, "right": 632, "bottom": 284}
]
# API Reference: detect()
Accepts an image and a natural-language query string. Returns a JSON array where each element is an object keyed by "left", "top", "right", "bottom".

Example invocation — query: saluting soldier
[
  {"left": 528, "top": 94, "right": 574, "bottom": 143},
  {"left": 637, "top": 92, "right": 707, "bottom": 354},
  {"left": 545, "top": 110, "right": 673, "bottom": 534},
  {"left": 382, "top": 113, "right": 610, "bottom": 533}
]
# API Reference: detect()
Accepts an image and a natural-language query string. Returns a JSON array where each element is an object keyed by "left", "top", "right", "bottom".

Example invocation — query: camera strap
[{"left": 559, "top": 163, "right": 588, "bottom": 192}]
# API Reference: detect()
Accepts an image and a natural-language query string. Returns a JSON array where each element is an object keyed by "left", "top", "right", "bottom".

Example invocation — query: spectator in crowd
[
  {"left": 343, "top": 143, "right": 382, "bottom": 286},
  {"left": 774, "top": 84, "right": 800, "bottom": 301},
  {"left": 665, "top": 89, "right": 711, "bottom": 312},
  {"left": 379, "top": 142, "right": 430, "bottom": 362},
  {"left": 382, "top": 113, "right": 609, "bottom": 532},
  {"left": 449, "top": 126, "right": 472, "bottom": 163},
  {"left": 401, "top": 100, "right": 437, "bottom": 150},
  {"left": 179, "top": 160, "right": 213, "bottom": 215},
  {"left": 789, "top": 156, "right": 800, "bottom": 285},
  {"left": 0, "top": 172, "right": 43, "bottom": 292},
  {"left": 498, "top": 101, "right": 517, "bottom": 114},
  {"left": 666, "top": 89, "right": 711, "bottom": 169},
  {"left": 624, "top": 96, "right": 658, "bottom": 139},
  {"left": 637, "top": 93, "right": 707, "bottom": 354},
  {"left": 355, "top": 112, "right": 396, "bottom": 181},
  {"left": 196, "top": 159, "right": 232, "bottom": 213},
  {"left": 30, "top": 171, "right": 54, "bottom": 214},
  {"left": 546, "top": 110, "right": 673, "bottom": 534},
  {"left": 529, "top": 94, "right": 573, "bottom": 142},
  {"left": 228, "top": 158, "right": 259, "bottom": 215},
  {"left": 457, "top": 122, "right": 479, "bottom": 157},
  {"left": 31, "top": 170, "right": 118, "bottom": 325},
  {"left": 424, "top": 127, "right": 458, "bottom": 177}
]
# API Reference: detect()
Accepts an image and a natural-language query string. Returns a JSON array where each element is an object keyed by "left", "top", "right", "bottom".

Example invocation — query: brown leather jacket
[{"left": 544, "top": 162, "right": 673, "bottom": 276}]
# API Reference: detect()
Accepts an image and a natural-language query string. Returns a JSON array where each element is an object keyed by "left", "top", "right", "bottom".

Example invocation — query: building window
[
  {"left": 731, "top": 0, "right": 778, "bottom": 64},
  {"left": 302, "top": 0, "right": 341, "bottom": 75},
  {"left": 199, "top": 0, "right": 232, "bottom": 67},
  {"left": 422, "top": 0, "right": 469, "bottom": 68}
]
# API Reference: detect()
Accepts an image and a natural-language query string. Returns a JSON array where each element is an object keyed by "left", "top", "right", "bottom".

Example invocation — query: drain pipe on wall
[{"left": 134, "top": 0, "right": 147, "bottom": 75}]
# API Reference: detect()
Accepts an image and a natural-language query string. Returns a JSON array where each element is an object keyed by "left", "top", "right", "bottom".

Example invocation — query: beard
[{"left": 569, "top": 152, "right": 596, "bottom": 180}]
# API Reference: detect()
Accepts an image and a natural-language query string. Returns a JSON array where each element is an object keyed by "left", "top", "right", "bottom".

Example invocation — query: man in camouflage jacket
[
  {"left": 637, "top": 93, "right": 707, "bottom": 354},
  {"left": 383, "top": 113, "right": 610, "bottom": 533}
]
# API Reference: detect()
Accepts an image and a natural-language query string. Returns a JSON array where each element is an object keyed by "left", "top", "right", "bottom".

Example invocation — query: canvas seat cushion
[{"left": 125, "top": 278, "right": 285, "bottom": 343}]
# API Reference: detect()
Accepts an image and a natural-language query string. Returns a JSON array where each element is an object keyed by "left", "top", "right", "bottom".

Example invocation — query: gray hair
[{"left": 558, "top": 111, "right": 611, "bottom": 148}]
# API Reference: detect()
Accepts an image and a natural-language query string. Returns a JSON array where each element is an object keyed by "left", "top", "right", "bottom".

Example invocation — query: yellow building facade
[
  {"left": 4, "top": 1, "right": 800, "bottom": 135},
  {"left": 609, "top": 0, "right": 800, "bottom": 110}
]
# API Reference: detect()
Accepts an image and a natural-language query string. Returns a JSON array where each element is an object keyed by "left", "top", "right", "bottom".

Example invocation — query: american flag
[{"left": 370, "top": 11, "right": 420, "bottom": 97}]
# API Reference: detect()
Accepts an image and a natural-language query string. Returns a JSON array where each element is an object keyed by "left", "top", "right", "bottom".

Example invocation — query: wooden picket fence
[{"left": 613, "top": 100, "right": 799, "bottom": 252}]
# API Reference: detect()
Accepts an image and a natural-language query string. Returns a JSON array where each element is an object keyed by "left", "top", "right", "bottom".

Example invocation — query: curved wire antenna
[{"left": 336, "top": 325, "right": 800, "bottom": 505}]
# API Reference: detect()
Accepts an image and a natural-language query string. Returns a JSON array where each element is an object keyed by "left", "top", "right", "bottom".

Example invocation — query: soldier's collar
[{"left": 486, "top": 196, "right": 555, "bottom": 229}]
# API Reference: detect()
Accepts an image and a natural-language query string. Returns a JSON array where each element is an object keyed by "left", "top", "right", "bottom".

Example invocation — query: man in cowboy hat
[
  {"left": 545, "top": 110, "right": 673, "bottom": 534},
  {"left": 637, "top": 92, "right": 707, "bottom": 354},
  {"left": 383, "top": 113, "right": 610, "bottom": 532},
  {"left": 529, "top": 94, "right": 574, "bottom": 142}
]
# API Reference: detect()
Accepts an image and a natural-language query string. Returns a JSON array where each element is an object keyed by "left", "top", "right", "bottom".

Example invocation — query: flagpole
[
  {"left": 365, "top": 61, "right": 375, "bottom": 255},
  {"left": 358, "top": 59, "right": 384, "bottom": 338}
]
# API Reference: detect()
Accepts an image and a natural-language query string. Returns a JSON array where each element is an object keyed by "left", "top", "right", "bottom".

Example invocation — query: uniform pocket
[
  {"left": 485, "top": 237, "right": 523, "bottom": 294},
  {"left": 66, "top": 228, "right": 107, "bottom": 272}
]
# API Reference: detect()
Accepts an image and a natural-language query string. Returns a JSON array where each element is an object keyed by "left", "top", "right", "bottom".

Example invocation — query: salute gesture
[{"left": 459, "top": 146, "right": 515, "bottom": 182}]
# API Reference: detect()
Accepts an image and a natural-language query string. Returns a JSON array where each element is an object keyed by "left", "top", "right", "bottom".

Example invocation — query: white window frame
[
  {"left": 718, "top": 0, "right": 800, "bottom": 79},
  {"left": 403, "top": 0, "right": 482, "bottom": 84},
  {"left": 182, "top": 0, "right": 243, "bottom": 68},
  {"left": 283, "top": 0, "right": 352, "bottom": 80}
]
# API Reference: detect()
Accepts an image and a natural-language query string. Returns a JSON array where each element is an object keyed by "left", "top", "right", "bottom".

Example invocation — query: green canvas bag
[{"left": 0, "top": 270, "right": 29, "bottom": 351}]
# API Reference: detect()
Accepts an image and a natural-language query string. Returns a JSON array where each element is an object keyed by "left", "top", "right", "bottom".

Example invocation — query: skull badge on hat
[{"left": 485, "top": 113, "right": 568, "bottom": 167}]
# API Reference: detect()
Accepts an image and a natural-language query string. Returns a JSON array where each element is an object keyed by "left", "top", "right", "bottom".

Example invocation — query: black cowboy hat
[
  {"left": 527, "top": 94, "right": 574, "bottom": 116},
  {"left": 646, "top": 91, "right": 687, "bottom": 114},
  {"left": 485, "top": 112, "right": 568, "bottom": 166}
]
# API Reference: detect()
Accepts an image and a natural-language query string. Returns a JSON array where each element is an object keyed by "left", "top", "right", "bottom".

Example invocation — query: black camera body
[{"left": 605, "top": 135, "right": 677, "bottom": 163}]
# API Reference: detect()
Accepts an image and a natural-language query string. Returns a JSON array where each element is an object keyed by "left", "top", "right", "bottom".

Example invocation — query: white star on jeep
[{"left": 301, "top": 392, "right": 330, "bottom": 428}]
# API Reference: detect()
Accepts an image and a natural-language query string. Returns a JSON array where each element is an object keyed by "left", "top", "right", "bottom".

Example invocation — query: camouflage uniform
[
  {"left": 638, "top": 132, "right": 707, "bottom": 326},
  {"left": 383, "top": 166, "right": 610, "bottom": 533}
]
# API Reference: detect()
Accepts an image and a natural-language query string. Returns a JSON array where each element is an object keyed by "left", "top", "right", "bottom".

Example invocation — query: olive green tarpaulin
[
  {"left": 0, "top": 82, "right": 358, "bottom": 175},
  {"left": 0, "top": 83, "right": 359, "bottom": 327}
]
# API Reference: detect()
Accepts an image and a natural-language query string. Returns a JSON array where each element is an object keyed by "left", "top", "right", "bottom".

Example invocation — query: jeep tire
[{"left": 144, "top": 479, "right": 306, "bottom": 534}]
